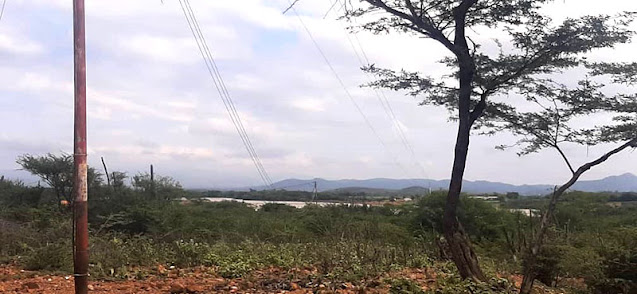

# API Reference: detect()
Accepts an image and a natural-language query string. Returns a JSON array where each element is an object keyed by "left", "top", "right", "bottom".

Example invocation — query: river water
[{"left": 202, "top": 197, "right": 359, "bottom": 209}]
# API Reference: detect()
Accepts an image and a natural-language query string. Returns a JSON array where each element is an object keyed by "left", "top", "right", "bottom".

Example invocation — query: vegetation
[
  {"left": 344, "top": 0, "right": 637, "bottom": 290},
  {"left": 1, "top": 153, "right": 636, "bottom": 293}
]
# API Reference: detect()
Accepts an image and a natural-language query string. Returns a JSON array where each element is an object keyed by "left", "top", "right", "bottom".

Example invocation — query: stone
[
  {"left": 170, "top": 282, "right": 187, "bottom": 293},
  {"left": 22, "top": 282, "right": 39, "bottom": 289},
  {"left": 187, "top": 284, "right": 204, "bottom": 293}
]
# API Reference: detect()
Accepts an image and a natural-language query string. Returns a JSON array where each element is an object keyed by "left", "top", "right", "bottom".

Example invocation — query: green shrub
[
  {"left": 388, "top": 278, "right": 425, "bottom": 294},
  {"left": 23, "top": 242, "right": 72, "bottom": 272},
  {"left": 429, "top": 276, "right": 516, "bottom": 294}
]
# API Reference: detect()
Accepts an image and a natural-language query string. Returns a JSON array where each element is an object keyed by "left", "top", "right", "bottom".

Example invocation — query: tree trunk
[
  {"left": 520, "top": 185, "right": 566, "bottom": 294},
  {"left": 443, "top": 115, "right": 486, "bottom": 281},
  {"left": 440, "top": 12, "right": 487, "bottom": 275},
  {"left": 520, "top": 138, "right": 637, "bottom": 294}
]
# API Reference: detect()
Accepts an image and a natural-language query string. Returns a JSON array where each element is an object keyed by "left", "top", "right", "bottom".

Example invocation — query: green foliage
[
  {"left": 132, "top": 172, "right": 184, "bottom": 200},
  {"left": 1, "top": 168, "right": 635, "bottom": 294},
  {"left": 16, "top": 153, "right": 102, "bottom": 202},
  {"left": 525, "top": 244, "right": 561, "bottom": 286},
  {"left": 387, "top": 278, "right": 425, "bottom": 294},
  {"left": 23, "top": 241, "right": 72, "bottom": 272},
  {"left": 0, "top": 177, "right": 44, "bottom": 207},
  {"left": 110, "top": 171, "right": 127, "bottom": 189},
  {"left": 428, "top": 277, "right": 516, "bottom": 294},
  {"left": 587, "top": 227, "right": 637, "bottom": 294},
  {"left": 348, "top": 1, "right": 637, "bottom": 288},
  {"left": 414, "top": 192, "right": 519, "bottom": 243},
  {"left": 609, "top": 192, "right": 637, "bottom": 202}
]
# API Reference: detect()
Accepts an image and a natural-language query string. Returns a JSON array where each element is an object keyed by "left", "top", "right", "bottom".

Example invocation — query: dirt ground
[
  {"left": 0, "top": 265, "right": 416, "bottom": 293},
  {"left": 0, "top": 264, "right": 578, "bottom": 294}
]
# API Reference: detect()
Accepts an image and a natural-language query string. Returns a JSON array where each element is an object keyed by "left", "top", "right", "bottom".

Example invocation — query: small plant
[
  {"left": 387, "top": 278, "right": 425, "bottom": 294},
  {"left": 23, "top": 242, "right": 72, "bottom": 272}
]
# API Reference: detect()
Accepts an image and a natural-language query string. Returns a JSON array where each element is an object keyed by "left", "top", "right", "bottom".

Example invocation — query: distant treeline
[{"left": 608, "top": 192, "right": 637, "bottom": 202}]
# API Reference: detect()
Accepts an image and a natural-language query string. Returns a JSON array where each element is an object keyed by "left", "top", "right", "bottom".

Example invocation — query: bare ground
[{"left": 0, "top": 264, "right": 579, "bottom": 293}]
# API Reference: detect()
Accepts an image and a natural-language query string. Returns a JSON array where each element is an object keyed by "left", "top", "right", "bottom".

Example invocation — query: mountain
[
  {"left": 571, "top": 173, "right": 637, "bottom": 192},
  {"left": 263, "top": 173, "right": 637, "bottom": 195}
]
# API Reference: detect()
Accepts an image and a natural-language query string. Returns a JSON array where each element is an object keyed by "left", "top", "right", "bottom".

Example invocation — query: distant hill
[
  {"left": 260, "top": 173, "right": 637, "bottom": 196},
  {"left": 571, "top": 173, "right": 637, "bottom": 192}
]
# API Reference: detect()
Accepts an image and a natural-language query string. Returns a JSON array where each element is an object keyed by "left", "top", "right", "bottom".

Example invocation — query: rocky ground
[
  {"left": 0, "top": 265, "right": 425, "bottom": 293},
  {"left": 0, "top": 264, "right": 578, "bottom": 293}
]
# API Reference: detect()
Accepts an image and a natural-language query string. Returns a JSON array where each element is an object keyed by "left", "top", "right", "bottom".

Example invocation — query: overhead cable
[
  {"left": 179, "top": 0, "right": 273, "bottom": 187},
  {"left": 287, "top": 2, "right": 415, "bottom": 178},
  {"left": 334, "top": 1, "right": 429, "bottom": 179},
  {"left": 0, "top": 0, "right": 7, "bottom": 22}
]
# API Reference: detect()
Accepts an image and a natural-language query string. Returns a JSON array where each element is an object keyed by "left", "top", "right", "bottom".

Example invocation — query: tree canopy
[
  {"left": 345, "top": 0, "right": 637, "bottom": 289},
  {"left": 16, "top": 153, "right": 102, "bottom": 203}
]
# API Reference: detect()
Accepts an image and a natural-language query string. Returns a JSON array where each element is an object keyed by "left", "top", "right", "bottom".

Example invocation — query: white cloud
[
  {"left": 0, "top": 0, "right": 635, "bottom": 188},
  {"left": 0, "top": 33, "right": 43, "bottom": 55},
  {"left": 291, "top": 98, "right": 326, "bottom": 112},
  {"left": 88, "top": 89, "right": 194, "bottom": 122},
  {"left": 119, "top": 35, "right": 199, "bottom": 64},
  {"left": 89, "top": 144, "right": 216, "bottom": 161}
]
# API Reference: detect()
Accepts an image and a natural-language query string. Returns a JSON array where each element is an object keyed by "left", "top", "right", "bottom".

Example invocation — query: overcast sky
[{"left": 0, "top": 0, "right": 635, "bottom": 188}]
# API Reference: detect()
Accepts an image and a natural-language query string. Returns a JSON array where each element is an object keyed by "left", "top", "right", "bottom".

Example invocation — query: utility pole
[
  {"left": 72, "top": 0, "right": 89, "bottom": 293},
  {"left": 150, "top": 164, "right": 156, "bottom": 200},
  {"left": 101, "top": 157, "right": 110, "bottom": 187}
]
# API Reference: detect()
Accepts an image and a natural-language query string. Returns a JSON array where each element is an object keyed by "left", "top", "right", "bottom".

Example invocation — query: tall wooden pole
[
  {"left": 72, "top": 0, "right": 89, "bottom": 293},
  {"left": 101, "top": 157, "right": 110, "bottom": 187},
  {"left": 150, "top": 164, "right": 156, "bottom": 200}
]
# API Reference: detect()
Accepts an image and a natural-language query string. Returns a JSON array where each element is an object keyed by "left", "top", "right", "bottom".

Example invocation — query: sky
[{"left": 0, "top": 0, "right": 635, "bottom": 189}]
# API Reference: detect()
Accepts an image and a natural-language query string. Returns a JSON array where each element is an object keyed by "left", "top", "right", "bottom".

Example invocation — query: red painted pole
[{"left": 72, "top": 0, "right": 89, "bottom": 293}]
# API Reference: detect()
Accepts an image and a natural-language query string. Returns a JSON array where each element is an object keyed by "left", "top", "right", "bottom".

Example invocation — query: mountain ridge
[{"left": 260, "top": 173, "right": 637, "bottom": 195}]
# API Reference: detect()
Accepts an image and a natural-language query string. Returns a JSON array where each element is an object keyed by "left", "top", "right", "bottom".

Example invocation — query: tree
[
  {"left": 0, "top": 177, "right": 44, "bottom": 207},
  {"left": 132, "top": 172, "right": 184, "bottom": 200},
  {"left": 110, "top": 171, "right": 128, "bottom": 189},
  {"left": 480, "top": 59, "right": 637, "bottom": 292},
  {"left": 17, "top": 153, "right": 102, "bottom": 203},
  {"left": 345, "top": 0, "right": 634, "bottom": 282}
]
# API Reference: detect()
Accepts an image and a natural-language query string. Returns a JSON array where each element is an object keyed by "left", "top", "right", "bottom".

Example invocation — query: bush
[
  {"left": 388, "top": 278, "right": 425, "bottom": 294},
  {"left": 23, "top": 242, "right": 72, "bottom": 272},
  {"left": 587, "top": 228, "right": 637, "bottom": 294},
  {"left": 0, "top": 178, "right": 44, "bottom": 207}
]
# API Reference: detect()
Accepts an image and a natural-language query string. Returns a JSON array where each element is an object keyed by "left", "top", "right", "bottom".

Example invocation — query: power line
[
  {"left": 182, "top": 0, "right": 273, "bottom": 186},
  {"left": 322, "top": 0, "right": 339, "bottom": 19},
  {"left": 179, "top": 0, "right": 273, "bottom": 187},
  {"left": 335, "top": 4, "right": 429, "bottom": 179},
  {"left": 0, "top": 0, "right": 7, "bottom": 22},
  {"left": 282, "top": 0, "right": 301, "bottom": 14},
  {"left": 287, "top": 2, "right": 415, "bottom": 179}
]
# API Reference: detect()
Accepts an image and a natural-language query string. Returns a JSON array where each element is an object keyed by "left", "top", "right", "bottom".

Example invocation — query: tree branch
[
  {"left": 575, "top": 138, "right": 637, "bottom": 174},
  {"left": 524, "top": 137, "right": 637, "bottom": 290},
  {"left": 554, "top": 144, "right": 575, "bottom": 175},
  {"left": 366, "top": 0, "right": 457, "bottom": 53}
]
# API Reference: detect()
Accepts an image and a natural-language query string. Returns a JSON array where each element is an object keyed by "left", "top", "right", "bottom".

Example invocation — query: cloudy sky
[{"left": 0, "top": 0, "right": 635, "bottom": 188}]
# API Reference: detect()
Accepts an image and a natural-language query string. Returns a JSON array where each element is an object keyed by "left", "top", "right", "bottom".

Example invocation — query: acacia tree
[
  {"left": 17, "top": 153, "right": 102, "bottom": 203},
  {"left": 132, "top": 172, "right": 184, "bottom": 200},
  {"left": 344, "top": 0, "right": 635, "bottom": 281},
  {"left": 480, "top": 65, "right": 637, "bottom": 292}
]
